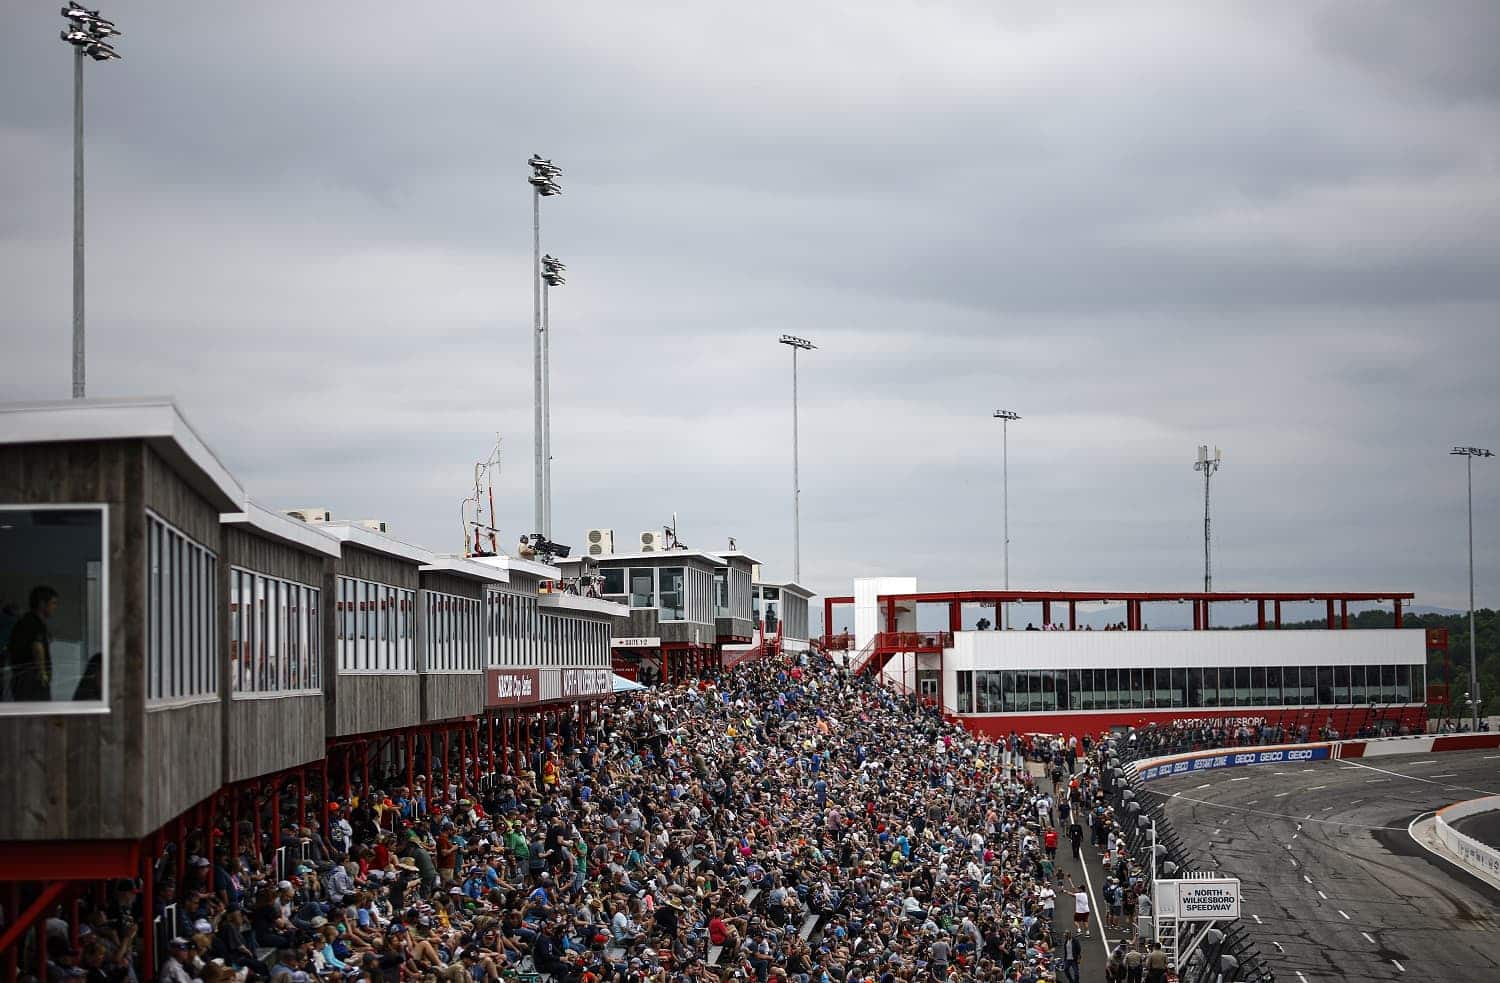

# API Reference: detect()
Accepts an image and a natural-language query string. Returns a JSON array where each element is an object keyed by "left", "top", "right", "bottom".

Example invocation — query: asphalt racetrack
[{"left": 1150, "top": 750, "right": 1500, "bottom": 982}]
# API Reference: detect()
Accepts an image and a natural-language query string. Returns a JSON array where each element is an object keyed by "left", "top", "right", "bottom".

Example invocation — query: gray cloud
[{"left": 3, "top": 1, "right": 1498, "bottom": 616}]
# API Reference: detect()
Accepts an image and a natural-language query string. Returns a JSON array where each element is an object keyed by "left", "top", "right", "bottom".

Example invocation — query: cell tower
[{"left": 1194, "top": 445, "right": 1223, "bottom": 591}]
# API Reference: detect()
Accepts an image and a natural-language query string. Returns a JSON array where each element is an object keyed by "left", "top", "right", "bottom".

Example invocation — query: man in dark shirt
[{"left": 7, "top": 586, "right": 58, "bottom": 701}]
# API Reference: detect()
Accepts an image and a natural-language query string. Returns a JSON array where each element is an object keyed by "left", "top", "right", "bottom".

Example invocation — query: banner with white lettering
[{"left": 1136, "top": 745, "right": 1331, "bottom": 782}]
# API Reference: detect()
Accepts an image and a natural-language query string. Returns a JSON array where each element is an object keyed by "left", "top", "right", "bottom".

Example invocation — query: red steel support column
[
  {"left": 1341, "top": 599, "right": 1349, "bottom": 629},
  {"left": 1257, "top": 600, "right": 1266, "bottom": 629},
  {"left": 1394, "top": 598, "right": 1403, "bottom": 628},
  {"left": 1201, "top": 600, "right": 1209, "bottom": 630},
  {"left": 885, "top": 598, "right": 896, "bottom": 634},
  {"left": 406, "top": 730, "right": 415, "bottom": 792},
  {"left": 231, "top": 788, "right": 240, "bottom": 861},
  {"left": 1192, "top": 603, "right": 1201, "bottom": 631},
  {"left": 175, "top": 814, "right": 187, "bottom": 888},
  {"left": 1274, "top": 601, "right": 1282, "bottom": 628},
  {"left": 1068, "top": 600, "right": 1077, "bottom": 630},
  {"left": 1326, "top": 599, "right": 1335, "bottom": 629},
  {"left": 487, "top": 715, "right": 496, "bottom": 776},
  {"left": 5, "top": 883, "right": 19, "bottom": 983},
  {"left": 296, "top": 770, "right": 306, "bottom": 830},
  {"left": 269, "top": 783, "right": 280, "bottom": 863},
  {"left": 1042, "top": 600, "right": 1052, "bottom": 628},
  {"left": 948, "top": 601, "right": 962, "bottom": 633}
]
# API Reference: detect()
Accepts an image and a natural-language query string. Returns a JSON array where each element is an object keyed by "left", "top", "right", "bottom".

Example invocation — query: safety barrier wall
[
  {"left": 1130, "top": 733, "right": 1500, "bottom": 782},
  {"left": 1433, "top": 795, "right": 1500, "bottom": 885}
]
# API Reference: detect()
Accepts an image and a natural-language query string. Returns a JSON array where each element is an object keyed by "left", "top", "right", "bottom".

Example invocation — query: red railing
[
  {"left": 821, "top": 632, "right": 856, "bottom": 652},
  {"left": 874, "top": 631, "right": 952, "bottom": 653}
]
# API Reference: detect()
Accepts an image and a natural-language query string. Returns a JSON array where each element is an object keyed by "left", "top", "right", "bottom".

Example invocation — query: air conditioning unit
[
  {"left": 586, "top": 528, "right": 614, "bottom": 557},
  {"left": 284, "top": 507, "right": 332, "bottom": 523},
  {"left": 355, "top": 519, "right": 389, "bottom": 534},
  {"left": 640, "top": 530, "right": 664, "bottom": 552}
]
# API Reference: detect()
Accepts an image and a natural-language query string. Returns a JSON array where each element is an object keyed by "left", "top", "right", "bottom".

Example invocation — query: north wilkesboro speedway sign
[{"left": 1136, "top": 745, "right": 1331, "bottom": 782}]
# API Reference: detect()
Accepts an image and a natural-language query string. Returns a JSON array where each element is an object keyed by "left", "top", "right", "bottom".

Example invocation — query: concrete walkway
[{"left": 1028, "top": 761, "right": 1111, "bottom": 983}]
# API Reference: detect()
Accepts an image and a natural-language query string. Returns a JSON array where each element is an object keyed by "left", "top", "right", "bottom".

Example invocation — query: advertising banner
[
  {"left": 1137, "top": 745, "right": 1330, "bottom": 782},
  {"left": 486, "top": 668, "right": 541, "bottom": 707},
  {"left": 562, "top": 668, "right": 612, "bottom": 699}
]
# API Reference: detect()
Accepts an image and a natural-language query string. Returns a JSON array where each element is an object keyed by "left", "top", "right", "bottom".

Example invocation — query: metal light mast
[
  {"left": 993, "top": 410, "right": 1020, "bottom": 629},
  {"left": 527, "top": 155, "right": 561, "bottom": 537},
  {"left": 779, "top": 335, "right": 816, "bottom": 583},
  {"left": 1451, "top": 445, "right": 1492, "bottom": 731},
  {"left": 541, "top": 254, "right": 566, "bottom": 540},
  {"left": 60, "top": 4, "right": 122, "bottom": 399}
]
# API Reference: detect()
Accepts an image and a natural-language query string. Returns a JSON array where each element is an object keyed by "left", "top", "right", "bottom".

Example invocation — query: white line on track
[
  {"left": 1484, "top": 755, "right": 1500, "bottom": 760},
  {"left": 1295, "top": 972, "right": 1309, "bottom": 983},
  {"left": 1275, "top": 792, "right": 1291, "bottom": 797},
  {"left": 1075, "top": 839, "right": 1112, "bottom": 962},
  {"left": 1252, "top": 914, "right": 1263, "bottom": 924},
  {"left": 1303, "top": 874, "right": 1313, "bottom": 884},
  {"left": 1307, "top": 785, "right": 1327, "bottom": 790},
  {"left": 1197, "top": 783, "right": 1212, "bottom": 789},
  {"left": 1229, "top": 776, "right": 1252, "bottom": 781},
  {"left": 1317, "top": 890, "right": 1327, "bottom": 899},
  {"left": 1366, "top": 778, "right": 1388, "bottom": 783},
  {"left": 1431, "top": 773, "right": 1457, "bottom": 778},
  {"left": 1213, "top": 829, "right": 1221, "bottom": 835},
  {"left": 1393, "top": 960, "right": 1406, "bottom": 973},
  {"left": 1338, "top": 910, "right": 1349, "bottom": 919},
  {"left": 1338, "top": 757, "right": 1500, "bottom": 794},
  {"left": 1272, "top": 941, "right": 1285, "bottom": 953},
  {"left": 1361, "top": 932, "right": 1377, "bottom": 945}
]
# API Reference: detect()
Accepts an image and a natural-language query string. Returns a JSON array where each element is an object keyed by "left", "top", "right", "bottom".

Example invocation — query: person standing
[
  {"left": 1071, "top": 879, "right": 1091, "bottom": 939},
  {"left": 7, "top": 586, "right": 58, "bottom": 702},
  {"left": 1124, "top": 941, "right": 1145, "bottom": 983},
  {"left": 1144, "top": 942, "right": 1169, "bottom": 983},
  {"left": 1069, "top": 820, "right": 1084, "bottom": 860},
  {"left": 1060, "top": 930, "right": 1082, "bottom": 983}
]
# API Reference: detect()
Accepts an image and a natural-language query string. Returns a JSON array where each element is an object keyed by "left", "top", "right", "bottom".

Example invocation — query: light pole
[
  {"left": 541, "top": 254, "right": 566, "bottom": 540},
  {"left": 993, "top": 410, "right": 1020, "bottom": 628},
  {"left": 1194, "top": 445, "right": 1222, "bottom": 593},
  {"left": 1451, "top": 445, "right": 1492, "bottom": 731},
  {"left": 779, "top": 335, "right": 815, "bottom": 583},
  {"left": 527, "top": 155, "right": 561, "bottom": 537},
  {"left": 60, "top": 4, "right": 121, "bottom": 399}
]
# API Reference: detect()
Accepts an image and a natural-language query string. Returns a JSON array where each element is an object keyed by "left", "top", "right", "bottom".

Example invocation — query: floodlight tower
[
  {"left": 60, "top": 4, "right": 122, "bottom": 399},
  {"left": 993, "top": 410, "right": 1021, "bottom": 628},
  {"left": 540, "top": 254, "right": 566, "bottom": 539},
  {"left": 1451, "top": 445, "right": 1493, "bottom": 731},
  {"left": 527, "top": 155, "right": 561, "bottom": 536},
  {"left": 779, "top": 335, "right": 816, "bottom": 583},
  {"left": 1194, "top": 446, "right": 1222, "bottom": 593}
]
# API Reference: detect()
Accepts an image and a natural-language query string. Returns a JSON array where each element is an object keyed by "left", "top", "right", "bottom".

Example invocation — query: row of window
[
  {"left": 953, "top": 664, "right": 1427, "bottom": 714},
  {"left": 601, "top": 566, "right": 713, "bottom": 622},
  {"left": 752, "top": 587, "right": 810, "bottom": 639},
  {"left": 423, "top": 590, "right": 483, "bottom": 673},
  {"left": 713, "top": 567, "right": 753, "bottom": 621},
  {"left": 335, "top": 577, "right": 417, "bottom": 673},
  {"left": 486, "top": 590, "right": 541, "bottom": 666},
  {"left": 540, "top": 614, "right": 611, "bottom": 668},
  {"left": 146, "top": 514, "right": 218, "bottom": 703},
  {"left": 229, "top": 569, "right": 321, "bottom": 695}
]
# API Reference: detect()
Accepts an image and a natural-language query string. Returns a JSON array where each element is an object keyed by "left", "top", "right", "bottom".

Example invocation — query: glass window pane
[
  {"left": 630, "top": 568, "right": 654, "bottom": 608},
  {"left": 659, "top": 568, "right": 685, "bottom": 620}
]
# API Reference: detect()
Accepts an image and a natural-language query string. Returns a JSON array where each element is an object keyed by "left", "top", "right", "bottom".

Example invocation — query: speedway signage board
[
  {"left": 1136, "top": 745, "right": 1330, "bottom": 782},
  {"left": 562, "top": 668, "right": 612, "bottom": 698},
  {"left": 1176, "top": 879, "right": 1241, "bottom": 920},
  {"left": 486, "top": 668, "right": 541, "bottom": 706}
]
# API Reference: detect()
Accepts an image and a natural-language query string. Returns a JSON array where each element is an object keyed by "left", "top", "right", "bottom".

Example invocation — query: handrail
[{"left": 874, "top": 631, "right": 952, "bottom": 652}]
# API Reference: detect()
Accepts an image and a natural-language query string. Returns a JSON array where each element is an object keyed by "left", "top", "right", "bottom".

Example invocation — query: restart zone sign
[{"left": 1137, "top": 745, "right": 1331, "bottom": 782}]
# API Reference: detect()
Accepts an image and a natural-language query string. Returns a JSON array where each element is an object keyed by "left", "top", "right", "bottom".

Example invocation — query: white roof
[
  {"left": 716, "top": 550, "right": 762, "bottom": 566},
  {"left": 540, "top": 592, "right": 628, "bottom": 618},
  {"left": 760, "top": 580, "right": 816, "bottom": 598},
  {"left": 317, "top": 521, "right": 433, "bottom": 565},
  {"left": 221, "top": 502, "right": 342, "bottom": 558},
  {"left": 597, "top": 549, "right": 727, "bottom": 565},
  {"left": 422, "top": 554, "right": 510, "bottom": 584},
  {"left": 0, "top": 396, "right": 245, "bottom": 511},
  {"left": 466, "top": 554, "right": 561, "bottom": 581}
]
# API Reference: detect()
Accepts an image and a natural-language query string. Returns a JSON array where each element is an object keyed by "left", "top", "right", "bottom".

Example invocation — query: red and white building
[{"left": 822, "top": 577, "right": 1438, "bottom": 741}]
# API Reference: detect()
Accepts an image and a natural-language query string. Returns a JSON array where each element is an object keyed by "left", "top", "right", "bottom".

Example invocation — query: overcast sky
[{"left": 4, "top": 2, "right": 1498, "bottom": 613}]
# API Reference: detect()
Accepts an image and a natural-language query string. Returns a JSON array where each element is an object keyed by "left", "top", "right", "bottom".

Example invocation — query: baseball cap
[{"left": 168, "top": 938, "right": 192, "bottom": 951}]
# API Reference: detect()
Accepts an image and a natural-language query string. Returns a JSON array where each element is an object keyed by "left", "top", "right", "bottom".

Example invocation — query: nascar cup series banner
[{"left": 1136, "top": 745, "right": 1331, "bottom": 782}]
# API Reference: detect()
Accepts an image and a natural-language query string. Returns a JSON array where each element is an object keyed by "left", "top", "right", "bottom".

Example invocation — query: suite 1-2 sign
[{"left": 1175, "top": 879, "right": 1241, "bottom": 920}]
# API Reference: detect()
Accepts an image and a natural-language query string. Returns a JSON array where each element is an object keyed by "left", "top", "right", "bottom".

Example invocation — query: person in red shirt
[
  {"left": 1044, "top": 827, "right": 1059, "bottom": 861},
  {"left": 706, "top": 909, "right": 739, "bottom": 956}
]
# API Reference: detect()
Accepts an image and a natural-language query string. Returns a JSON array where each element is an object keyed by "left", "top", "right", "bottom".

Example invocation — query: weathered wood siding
[
  {"left": 716, "top": 616, "right": 755, "bottom": 642},
  {"left": 332, "top": 672, "right": 421, "bottom": 737},
  {"left": 225, "top": 694, "right": 325, "bottom": 783},
  {"left": 420, "top": 671, "right": 483, "bottom": 722},
  {"left": 0, "top": 440, "right": 141, "bottom": 840},
  {"left": 141, "top": 699, "right": 223, "bottom": 833},
  {"left": 627, "top": 610, "right": 715, "bottom": 646}
]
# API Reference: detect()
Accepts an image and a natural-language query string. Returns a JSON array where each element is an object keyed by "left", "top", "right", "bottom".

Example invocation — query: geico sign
[{"left": 1287, "top": 749, "right": 1315, "bottom": 760}]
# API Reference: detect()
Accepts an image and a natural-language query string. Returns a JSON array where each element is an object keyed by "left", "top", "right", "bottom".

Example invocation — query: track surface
[{"left": 1151, "top": 750, "right": 1500, "bottom": 982}]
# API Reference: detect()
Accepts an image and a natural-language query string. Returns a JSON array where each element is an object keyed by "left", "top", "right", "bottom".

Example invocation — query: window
[
  {"left": 230, "top": 567, "right": 320, "bottom": 696},
  {"left": 602, "top": 568, "right": 625, "bottom": 598},
  {"left": 421, "top": 590, "right": 482, "bottom": 674},
  {"left": 0, "top": 505, "right": 109, "bottom": 711},
  {"left": 1379, "top": 665, "right": 1397, "bottom": 703},
  {"left": 1316, "top": 666, "right": 1335, "bottom": 705},
  {"left": 1333, "top": 665, "right": 1350, "bottom": 703},
  {"left": 1350, "top": 664, "right": 1367, "bottom": 704},
  {"left": 629, "top": 568, "right": 655, "bottom": 608},
  {"left": 145, "top": 512, "right": 216, "bottom": 704},
  {"left": 956, "top": 670, "right": 973, "bottom": 713},
  {"left": 337, "top": 576, "right": 416, "bottom": 673},
  {"left": 713, "top": 570, "right": 729, "bottom": 618},
  {"left": 659, "top": 567, "right": 686, "bottom": 620}
]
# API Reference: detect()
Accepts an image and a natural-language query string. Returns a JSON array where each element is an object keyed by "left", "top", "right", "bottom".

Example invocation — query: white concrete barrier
[{"left": 1433, "top": 795, "right": 1500, "bottom": 886}]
